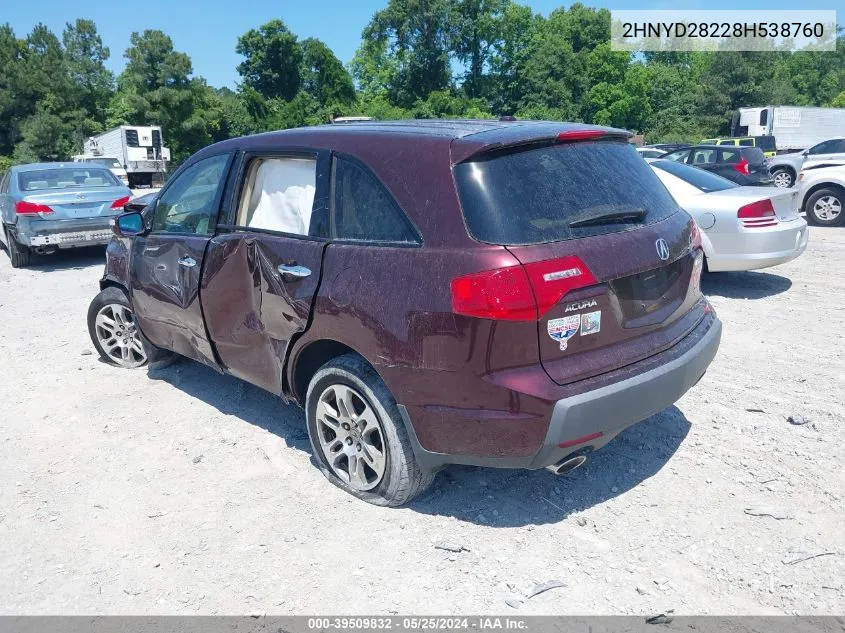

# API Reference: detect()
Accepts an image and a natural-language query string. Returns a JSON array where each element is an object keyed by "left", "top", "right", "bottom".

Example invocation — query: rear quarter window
[{"left": 453, "top": 141, "right": 679, "bottom": 245}]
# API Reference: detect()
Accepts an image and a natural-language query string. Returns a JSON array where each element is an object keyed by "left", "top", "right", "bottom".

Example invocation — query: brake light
[
  {"left": 556, "top": 129, "right": 606, "bottom": 142},
  {"left": 15, "top": 201, "right": 53, "bottom": 215},
  {"left": 738, "top": 199, "right": 777, "bottom": 228},
  {"left": 451, "top": 256, "right": 597, "bottom": 321},
  {"left": 111, "top": 196, "right": 131, "bottom": 209},
  {"left": 733, "top": 157, "right": 750, "bottom": 175}
]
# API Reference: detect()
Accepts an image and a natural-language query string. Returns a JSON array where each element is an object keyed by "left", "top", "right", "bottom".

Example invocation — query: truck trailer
[
  {"left": 732, "top": 106, "right": 845, "bottom": 153},
  {"left": 83, "top": 126, "right": 171, "bottom": 188}
]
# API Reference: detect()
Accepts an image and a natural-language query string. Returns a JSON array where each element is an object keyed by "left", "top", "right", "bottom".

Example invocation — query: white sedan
[{"left": 649, "top": 159, "right": 808, "bottom": 272}]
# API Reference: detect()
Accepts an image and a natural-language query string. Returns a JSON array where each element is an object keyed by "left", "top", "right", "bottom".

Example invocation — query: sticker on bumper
[
  {"left": 547, "top": 315, "right": 581, "bottom": 350},
  {"left": 580, "top": 310, "right": 601, "bottom": 335}
]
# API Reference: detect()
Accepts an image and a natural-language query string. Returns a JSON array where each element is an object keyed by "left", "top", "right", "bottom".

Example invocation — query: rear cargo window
[{"left": 453, "top": 141, "right": 679, "bottom": 245}]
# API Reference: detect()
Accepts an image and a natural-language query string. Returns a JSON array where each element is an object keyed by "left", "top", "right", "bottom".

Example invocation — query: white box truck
[
  {"left": 732, "top": 106, "right": 845, "bottom": 152},
  {"left": 83, "top": 125, "right": 171, "bottom": 188}
]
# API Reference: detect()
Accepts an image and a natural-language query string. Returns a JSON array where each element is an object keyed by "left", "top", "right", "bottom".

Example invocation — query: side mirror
[
  {"left": 112, "top": 211, "right": 146, "bottom": 237},
  {"left": 801, "top": 150, "right": 809, "bottom": 156}
]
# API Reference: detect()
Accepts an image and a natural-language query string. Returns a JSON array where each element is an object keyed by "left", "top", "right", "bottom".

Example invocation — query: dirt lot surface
[{"left": 0, "top": 228, "right": 843, "bottom": 615}]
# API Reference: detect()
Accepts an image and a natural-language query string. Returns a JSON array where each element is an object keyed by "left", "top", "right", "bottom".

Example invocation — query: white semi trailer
[
  {"left": 732, "top": 106, "right": 845, "bottom": 152},
  {"left": 83, "top": 125, "right": 171, "bottom": 188}
]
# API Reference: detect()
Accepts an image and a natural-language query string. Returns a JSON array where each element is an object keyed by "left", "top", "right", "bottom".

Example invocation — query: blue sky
[{"left": 5, "top": 0, "right": 843, "bottom": 88}]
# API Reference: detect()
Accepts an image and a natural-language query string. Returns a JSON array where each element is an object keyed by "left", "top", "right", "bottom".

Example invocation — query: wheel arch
[
  {"left": 289, "top": 338, "right": 385, "bottom": 406},
  {"left": 802, "top": 181, "right": 845, "bottom": 211}
]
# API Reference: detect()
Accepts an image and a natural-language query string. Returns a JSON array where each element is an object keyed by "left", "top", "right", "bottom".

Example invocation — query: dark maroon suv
[{"left": 87, "top": 120, "right": 721, "bottom": 506}]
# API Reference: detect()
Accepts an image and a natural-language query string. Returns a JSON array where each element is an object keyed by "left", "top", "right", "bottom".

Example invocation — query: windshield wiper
[{"left": 567, "top": 209, "right": 647, "bottom": 228}]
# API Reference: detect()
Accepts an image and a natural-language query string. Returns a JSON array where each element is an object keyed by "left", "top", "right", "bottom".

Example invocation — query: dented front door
[
  {"left": 130, "top": 234, "right": 216, "bottom": 366},
  {"left": 129, "top": 152, "right": 233, "bottom": 367}
]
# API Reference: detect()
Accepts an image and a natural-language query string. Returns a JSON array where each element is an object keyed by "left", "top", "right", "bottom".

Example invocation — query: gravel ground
[{"left": 0, "top": 228, "right": 843, "bottom": 615}]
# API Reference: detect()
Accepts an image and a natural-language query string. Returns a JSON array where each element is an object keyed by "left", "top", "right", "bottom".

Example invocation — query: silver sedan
[
  {"left": 649, "top": 159, "right": 808, "bottom": 272},
  {"left": 0, "top": 162, "right": 132, "bottom": 268}
]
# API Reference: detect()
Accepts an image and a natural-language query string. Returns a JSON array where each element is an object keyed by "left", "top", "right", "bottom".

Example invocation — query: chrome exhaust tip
[{"left": 545, "top": 455, "right": 587, "bottom": 476}]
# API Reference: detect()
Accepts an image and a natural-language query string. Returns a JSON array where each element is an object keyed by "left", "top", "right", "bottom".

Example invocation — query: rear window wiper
[{"left": 567, "top": 209, "right": 647, "bottom": 228}]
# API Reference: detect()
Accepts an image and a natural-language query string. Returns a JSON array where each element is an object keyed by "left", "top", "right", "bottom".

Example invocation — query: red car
[{"left": 87, "top": 120, "right": 721, "bottom": 506}]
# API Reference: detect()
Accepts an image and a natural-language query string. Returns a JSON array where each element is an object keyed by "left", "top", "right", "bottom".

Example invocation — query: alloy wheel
[
  {"left": 813, "top": 195, "right": 842, "bottom": 222},
  {"left": 773, "top": 171, "right": 792, "bottom": 188},
  {"left": 314, "top": 384, "right": 387, "bottom": 491},
  {"left": 94, "top": 303, "right": 147, "bottom": 368}
]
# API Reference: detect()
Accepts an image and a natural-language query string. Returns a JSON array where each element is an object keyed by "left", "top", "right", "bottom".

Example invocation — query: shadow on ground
[
  {"left": 146, "top": 357, "right": 312, "bottom": 455},
  {"left": 702, "top": 270, "right": 792, "bottom": 299},
  {"left": 146, "top": 357, "right": 690, "bottom": 527},
  {"left": 26, "top": 245, "right": 106, "bottom": 272}
]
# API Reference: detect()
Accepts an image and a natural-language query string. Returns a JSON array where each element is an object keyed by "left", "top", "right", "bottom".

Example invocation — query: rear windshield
[
  {"left": 454, "top": 141, "right": 679, "bottom": 245},
  {"left": 651, "top": 159, "right": 738, "bottom": 192},
  {"left": 83, "top": 157, "right": 122, "bottom": 169},
  {"left": 18, "top": 168, "right": 121, "bottom": 192},
  {"left": 756, "top": 136, "right": 776, "bottom": 151},
  {"left": 741, "top": 147, "right": 766, "bottom": 163}
]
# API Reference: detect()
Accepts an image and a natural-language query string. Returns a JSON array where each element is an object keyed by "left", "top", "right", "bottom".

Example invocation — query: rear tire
[
  {"left": 805, "top": 188, "right": 845, "bottom": 227},
  {"left": 305, "top": 354, "right": 435, "bottom": 507},
  {"left": 87, "top": 287, "right": 170, "bottom": 368},
  {"left": 4, "top": 226, "right": 32, "bottom": 268},
  {"left": 771, "top": 167, "right": 795, "bottom": 189}
]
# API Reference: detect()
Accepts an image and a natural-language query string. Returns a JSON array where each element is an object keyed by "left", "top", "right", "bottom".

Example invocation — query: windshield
[
  {"left": 18, "top": 167, "right": 122, "bottom": 192},
  {"left": 652, "top": 159, "right": 738, "bottom": 193},
  {"left": 454, "top": 141, "right": 679, "bottom": 245},
  {"left": 84, "top": 158, "right": 122, "bottom": 169}
]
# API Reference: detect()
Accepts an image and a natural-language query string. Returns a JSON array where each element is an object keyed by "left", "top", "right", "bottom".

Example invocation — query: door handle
[
  {"left": 277, "top": 264, "right": 311, "bottom": 279},
  {"left": 178, "top": 256, "right": 197, "bottom": 268}
]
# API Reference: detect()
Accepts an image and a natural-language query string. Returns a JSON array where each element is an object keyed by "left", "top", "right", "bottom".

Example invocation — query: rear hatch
[
  {"left": 453, "top": 134, "right": 705, "bottom": 386},
  {"left": 741, "top": 147, "right": 773, "bottom": 182}
]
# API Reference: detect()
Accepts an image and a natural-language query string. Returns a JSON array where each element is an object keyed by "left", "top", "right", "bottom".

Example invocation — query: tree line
[{"left": 2, "top": 1, "right": 844, "bottom": 171}]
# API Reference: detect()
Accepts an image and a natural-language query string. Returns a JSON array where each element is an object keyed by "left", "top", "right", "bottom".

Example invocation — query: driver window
[{"left": 152, "top": 154, "right": 229, "bottom": 234}]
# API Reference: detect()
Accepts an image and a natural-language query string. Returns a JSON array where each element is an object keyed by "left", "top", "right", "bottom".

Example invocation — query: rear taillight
[
  {"left": 15, "top": 201, "right": 53, "bottom": 215},
  {"left": 738, "top": 199, "right": 777, "bottom": 228},
  {"left": 689, "top": 219, "right": 702, "bottom": 250},
  {"left": 733, "top": 157, "right": 750, "bottom": 175},
  {"left": 111, "top": 196, "right": 131, "bottom": 209},
  {"left": 451, "top": 256, "right": 597, "bottom": 321}
]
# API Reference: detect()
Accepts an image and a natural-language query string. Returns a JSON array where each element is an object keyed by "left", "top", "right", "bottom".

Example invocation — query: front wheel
[
  {"left": 771, "top": 168, "right": 795, "bottom": 189},
  {"left": 87, "top": 287, "right": 168, "bottom": 368},
  {"left": 805, "top": 188, "right": 844, "bottom": 227},
  {"left": 305, "top": 354, "right": 435, "bottom": 506}
]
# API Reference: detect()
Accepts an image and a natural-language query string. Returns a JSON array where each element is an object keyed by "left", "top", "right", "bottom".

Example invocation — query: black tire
[
  {"left": 4, "top": 226, "right": 32, "bottom": 268},
  {"left": 805, "top": 187, "right": 845, "bottom": 227},
  {"left": 87, "top": 287, "right": 170, "bottom": 368},
  {"left": 305, "top": 353, "right": 435, "bottom": 507},
  {"left": 771, "top": 167, "right": 795, "bottom": 189}
]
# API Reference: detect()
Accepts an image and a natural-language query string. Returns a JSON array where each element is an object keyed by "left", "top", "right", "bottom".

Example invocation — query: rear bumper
[
  {"left": 15, "top": 217, "right": 115, "bottom": 249},
  {"left": 706, "top": 221, "right": 808, "bottom": 272},
  {"left": 400, "top": 313, "right": 722, "bottom": 470}
]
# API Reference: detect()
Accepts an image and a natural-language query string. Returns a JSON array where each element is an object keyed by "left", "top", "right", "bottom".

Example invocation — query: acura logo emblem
[{"left": 655, "top": 238, "right": 670, "bottom": 261}]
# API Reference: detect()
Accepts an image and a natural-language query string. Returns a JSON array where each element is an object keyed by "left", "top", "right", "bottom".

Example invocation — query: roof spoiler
[{"left": 452, "top": 126, "right": 633, "bottom": 164}]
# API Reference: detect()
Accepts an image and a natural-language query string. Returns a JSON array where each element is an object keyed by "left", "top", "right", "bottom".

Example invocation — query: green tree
[
  {"left": 236, "top": 19, "right": 302, "bottom": 100},
  {"left": 300, "top": 37, "right": 355, "bottom": 106},
  {"left": 452, "top": 0, "right": 507, "bottom": 98},
  {"left": 355, "top": 0, "right": 453, "bottom": 107},
  {"left": 62, "top": 19, "right": 113, "bottom": 124}
]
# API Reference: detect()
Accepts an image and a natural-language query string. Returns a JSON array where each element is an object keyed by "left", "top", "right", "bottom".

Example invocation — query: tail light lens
[
  {"left": 738, "top": 199, "right": 777, "bottom": 228},
  {"left": 111, "top": 196, "right": 131, "bottom": 209},
  {"left": 689, "top": 218, "right": 702, "bottom": 250},
  {"left": 15, "top": 201, "right": 53, "bottom": 215},
  {"left": 451, "top": 256, "right": 597, "bottom": 321},
  {"left": 733, "top": 157, "right": 750, "bottom": 175}
]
